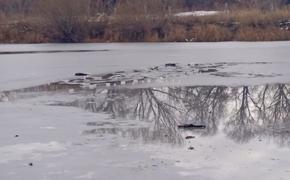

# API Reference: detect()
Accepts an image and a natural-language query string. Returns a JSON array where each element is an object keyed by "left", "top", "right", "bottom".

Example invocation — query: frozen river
[
  {"left": 1, "top": 42, "right": 290, "bottom": 180},
  {"left": 1, "top": 42, "right": 290, "bottom": 90}
]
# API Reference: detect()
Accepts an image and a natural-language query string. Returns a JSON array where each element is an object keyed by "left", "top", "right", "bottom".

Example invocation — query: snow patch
[
  {"left": 0, "top": 141, "right": 66, "bottom": 163},
  {"left": 40, "top": 126, "right": 57, "bottom": 130},
  {"left": 75, "top": 172, "right": 95, "bottom": 179},
  {"left": 175, "top": 11, "right": 220, "bottom": 17}
]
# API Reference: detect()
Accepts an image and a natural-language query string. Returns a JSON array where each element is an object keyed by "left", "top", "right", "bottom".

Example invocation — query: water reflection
[
  {"left": 2, "top": 83, "right": 290, "bottom": 146},
  {"left": 43, "top": 83, "right": 289, "bottom": 146},
  {"left": 225, "top": 85, "right": 290, "bottom": 144}
]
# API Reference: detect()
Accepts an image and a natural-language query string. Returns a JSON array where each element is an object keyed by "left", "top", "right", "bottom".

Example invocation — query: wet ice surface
[
  {"left": 1, "top": 42, "right": 290, "bottom": 179},
  {"left": 1, "top": 66, "right": 290, "bottom": 179},
  {"left": 1, "top": 42, "right": 290, "bottom": 91}
]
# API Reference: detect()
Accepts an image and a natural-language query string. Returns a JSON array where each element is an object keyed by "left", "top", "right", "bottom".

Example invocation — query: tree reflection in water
[
  {"left": 225, "top": 84, "right": 290, "bottom": 144},
  {"left": 182, "top": 86, "right": 228, "bottom": 135},
  {"left": 52, "top": 84, "right": 290, "bottom": 146}
]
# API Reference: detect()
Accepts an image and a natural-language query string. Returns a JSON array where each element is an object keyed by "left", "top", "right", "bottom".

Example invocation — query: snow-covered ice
[{"left": 1, "top": 42, "right": 290, "bottom": 91}]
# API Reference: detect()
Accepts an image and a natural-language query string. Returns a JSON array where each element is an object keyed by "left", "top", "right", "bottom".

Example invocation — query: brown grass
[
  {"left": 1, "top": 7, "right": 290, "bottom": 43},
  {"left": 189, "top": 25, "right": 232, "bottom": 41},
  {"left": 235, "top": 27, "right": 290, "bottom": 41}
]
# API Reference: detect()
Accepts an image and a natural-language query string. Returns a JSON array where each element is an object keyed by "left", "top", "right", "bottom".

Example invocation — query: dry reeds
[{"left": 0, "top": 4, "right": 290, "bottom": 43}]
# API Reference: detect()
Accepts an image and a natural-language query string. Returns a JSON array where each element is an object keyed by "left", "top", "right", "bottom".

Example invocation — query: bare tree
[{"left": 37, "top": 0, "right": 90, "bottom": 42}]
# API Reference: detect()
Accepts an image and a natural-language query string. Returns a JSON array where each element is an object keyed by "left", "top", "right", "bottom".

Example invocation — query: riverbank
[{"left": 1, "top": 9, "right": 290, "bottom": 43}]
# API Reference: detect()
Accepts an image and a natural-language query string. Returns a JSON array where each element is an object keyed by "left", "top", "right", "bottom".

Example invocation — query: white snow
[
  {"left": 144, "top": 133, "right": 290, "bottom": 180},
  {"left": 0, "top": 142, "right": 66, "bottom": 163},
  {"left": 175, "top": 11, "right": 220, "bottom": 17},
  {"left": 0, "top": 100, "right": 186, "bottom": 180}
]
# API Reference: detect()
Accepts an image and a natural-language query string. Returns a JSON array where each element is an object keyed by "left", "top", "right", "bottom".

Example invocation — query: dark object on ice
[
  {"left": 14, "top": 135, "right": 19, "bottom": 137},
  {"left": 178, "top": 124, "right": 206, "bottom": 129},
  {"left": 85, "top": 77, "right": 94, "bottom": 80},
  {"left": 150, "top": 66, "right": 159, "bottom": 70},
  {"left": 185, "top": 136, "right": 195, "bottom": 139},
  {"left": 75, "top": 73, "right": 88, "bottom": 76},
  {"left": 29, "top": 163, "right": 33, "bottom": 166},
  {"left": 165, "top": 63, "right": 177, "bottom": 67},
  {"left": 198, "top": 69, "right": 218, "bottom": 73},
  {"left": 188, "top": 146, "right": 195, "bottom": 150},
  {"left": 102, "top": 73, "right": 114, "bottom": 79}
]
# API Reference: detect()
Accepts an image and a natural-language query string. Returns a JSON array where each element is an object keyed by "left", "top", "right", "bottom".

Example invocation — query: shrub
[
  {"left": 235, "top": 27, "right": 290, "bottom": 41},
  {"left": 37, "top": 0, "right": 90, "bottom": 43},
  {"left": 189, "top": 25, "right": 232, "bottom": 41}
]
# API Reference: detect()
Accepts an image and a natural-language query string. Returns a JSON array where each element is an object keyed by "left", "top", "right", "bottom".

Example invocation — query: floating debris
[
  {"left": 75, "top": 73, "right": 89, "bottom": 76},
  {"left": 178, "top": 124, "right": 206, "bottom": 129},
  {"left": 198, "top": 68, "right": 218, "bottom": 73},
  {"left": 188, "top": 146, "right": 195, "bottom": 150},
  {"left": 185, "top": 136, "right": 195, "bottom": 139},
  {"left": 165, "top": 63, "right": 177, "bottom": 67}
]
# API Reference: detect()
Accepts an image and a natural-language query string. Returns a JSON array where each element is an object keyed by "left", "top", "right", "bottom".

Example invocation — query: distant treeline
[{"left": 0, "top": 0, "right": 290, "bottom": 43}]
